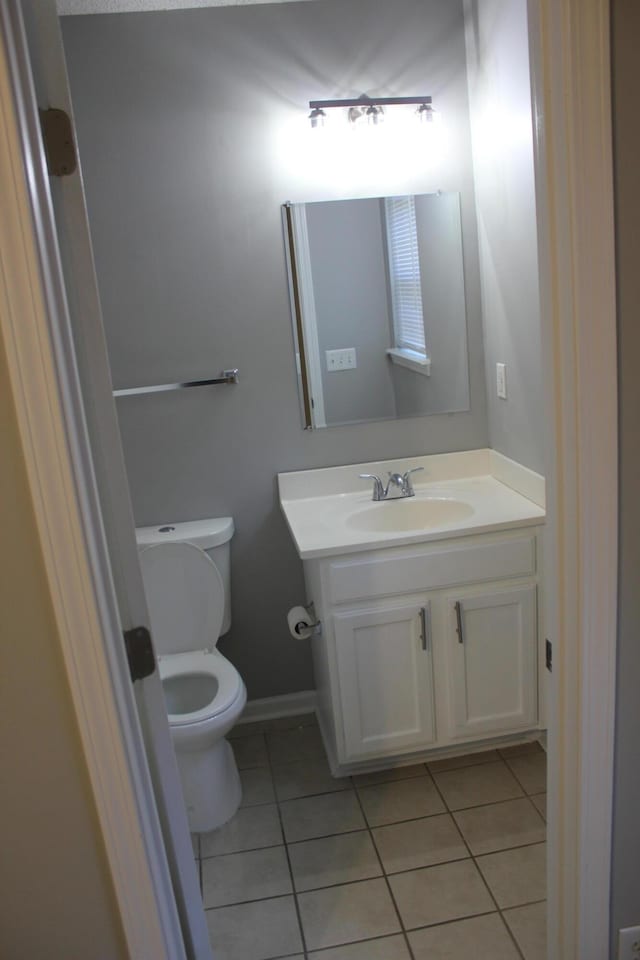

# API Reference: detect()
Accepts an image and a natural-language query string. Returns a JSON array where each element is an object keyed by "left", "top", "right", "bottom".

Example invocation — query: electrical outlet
[
  {"left": 326, "top": 348, "right": 357, "bottom": 371},
  {"left": 496, "top": 362, "right": 507, "bottom": 399},
  {"left": 618, "top": 926, "right": 640, "bottom": 960}
]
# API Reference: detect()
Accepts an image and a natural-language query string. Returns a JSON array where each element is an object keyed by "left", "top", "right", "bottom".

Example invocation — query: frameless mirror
[{"left": 283, "top": 192, "right": 470, "bottom": 429}]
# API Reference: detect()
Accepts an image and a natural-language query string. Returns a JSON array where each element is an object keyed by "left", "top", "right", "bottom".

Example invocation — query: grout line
[
  {"left": 211, "top": 740, "right": 546, "bottom": 958},
  {"left": 265, "top": 730, "right": 309, "bottom": 959},
  {"left": 426, "top": 764, "right": 530, "bottom": 960},
  {"left": 351, "top": 777, "right": 417, "bottom": 960}
]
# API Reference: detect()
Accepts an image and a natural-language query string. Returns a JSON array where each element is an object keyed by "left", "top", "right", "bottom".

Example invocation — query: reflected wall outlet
[
  {"left": 496, "top": 362, "right": 507, "bottom": 399},
  {"left": 618, "top": 926, "right": 640, "bottom": 960},
  {"left": 326, "top": 348, "right": 357, "bottom": 371}
]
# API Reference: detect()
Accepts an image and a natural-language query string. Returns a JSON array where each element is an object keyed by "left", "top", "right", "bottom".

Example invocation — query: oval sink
[{"left": 347, "top": 497, "right": 475, "bottom": 534}]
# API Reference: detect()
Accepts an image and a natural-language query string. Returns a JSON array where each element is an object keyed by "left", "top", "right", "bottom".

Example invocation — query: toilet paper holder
[{"left": 287, "top": 602, "right": 322, "bottom": 639}]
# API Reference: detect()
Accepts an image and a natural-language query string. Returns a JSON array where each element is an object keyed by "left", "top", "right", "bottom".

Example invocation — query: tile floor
[{"left": 192, "top": 714, "right": 547, "bottom": 960}]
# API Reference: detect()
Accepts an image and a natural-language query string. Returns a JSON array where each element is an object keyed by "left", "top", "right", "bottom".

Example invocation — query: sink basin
[{"left": 347, "top": 497, "right": 475, "bottom": 533}]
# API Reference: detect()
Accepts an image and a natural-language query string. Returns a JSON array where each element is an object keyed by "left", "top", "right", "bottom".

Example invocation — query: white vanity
[{"left": 279, "top": 449, "right": 546, "bottom": 776}]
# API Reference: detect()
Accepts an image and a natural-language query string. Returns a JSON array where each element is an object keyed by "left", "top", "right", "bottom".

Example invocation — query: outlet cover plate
[
  {"left": 496, "top": 362, "right": 507, "bottom": 399},
  {"left": 326, "top": 348, "right": 357, "bottom": 371}
]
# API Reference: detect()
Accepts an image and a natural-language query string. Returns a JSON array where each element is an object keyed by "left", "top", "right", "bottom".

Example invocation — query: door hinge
[
  {"left": 545, "top": 638, "right": 553, "bottom": 673},
  {"left": 39, "top": 108, "right": 77, "bottom": 177},
  {"left": 123, "top": 626, "right": 156, "bottom": 682}
]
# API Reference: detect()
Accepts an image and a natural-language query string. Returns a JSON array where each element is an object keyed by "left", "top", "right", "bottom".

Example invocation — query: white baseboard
[{"left": 238, "top": 690, "right": 317, "bottom": 724}]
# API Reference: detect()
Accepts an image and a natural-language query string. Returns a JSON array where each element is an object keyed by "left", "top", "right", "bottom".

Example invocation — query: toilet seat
[{"left": 159, "top": 649, "right": 243, "bottom": 726}]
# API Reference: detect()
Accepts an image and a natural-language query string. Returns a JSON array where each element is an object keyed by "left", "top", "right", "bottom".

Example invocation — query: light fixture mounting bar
[{"left": 309, "top": 95, "right": 432, "bottom": 110}]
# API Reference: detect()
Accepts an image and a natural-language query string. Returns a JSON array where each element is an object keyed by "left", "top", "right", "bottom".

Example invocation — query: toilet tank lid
[{"left": 136, "top": 517, "right": 234, "bottom": 550}]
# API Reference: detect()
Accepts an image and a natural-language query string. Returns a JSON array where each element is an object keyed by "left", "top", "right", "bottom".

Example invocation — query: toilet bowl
[{"left": 137, "top": 519, "right": 246, "bottom": 832}]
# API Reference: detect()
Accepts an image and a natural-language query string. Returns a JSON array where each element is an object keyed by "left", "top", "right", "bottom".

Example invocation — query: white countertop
[{"left": 278, "top": 449, "right": 546, "bottom": 560}]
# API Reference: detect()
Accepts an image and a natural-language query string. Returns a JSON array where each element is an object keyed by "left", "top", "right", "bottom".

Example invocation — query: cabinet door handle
[
  {"left": 419, "top": 604, "right": 431, "bottom": 652},
  {"left": 454, "top": 600, "right": 464, "bottom": 644}
]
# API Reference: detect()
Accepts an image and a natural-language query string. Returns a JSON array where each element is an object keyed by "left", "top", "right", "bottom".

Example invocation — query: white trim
[
  {"left": 238, "top": 690, "right": 318, "bottom": 724},
  {"left": 386, "top": 347, "right": 432, "bottom": 377},
  {"left": 0, "top": 8, "right": 184, "bottom": 958},
  {"left": 289, "top": 204, "right": 326, "bottom": 428},
  {"left": 530, "top": 1, "right": 618, "bottom": 957}
]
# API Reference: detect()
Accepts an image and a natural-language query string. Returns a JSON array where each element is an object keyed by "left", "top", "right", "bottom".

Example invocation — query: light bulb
[{"left": 308, "top": 107, "right": 326, "bottom": 129}]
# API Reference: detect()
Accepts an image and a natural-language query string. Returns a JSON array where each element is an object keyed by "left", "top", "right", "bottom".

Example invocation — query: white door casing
[{"left": 0, "top": 2, "right": 212, "bottom": 957}]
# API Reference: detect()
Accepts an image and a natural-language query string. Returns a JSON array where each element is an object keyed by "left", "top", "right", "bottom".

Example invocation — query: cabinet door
[
  {"left": 334, "top": 601, "right": 436, "bottom": 760},
  {"left": 447, "top": 585, "right": 537, "bottom": 739}
]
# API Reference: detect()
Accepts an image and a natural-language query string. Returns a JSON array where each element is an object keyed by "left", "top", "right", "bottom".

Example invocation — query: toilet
[{"left": 136, "top": 518, "right": 246, "bottom": 833}]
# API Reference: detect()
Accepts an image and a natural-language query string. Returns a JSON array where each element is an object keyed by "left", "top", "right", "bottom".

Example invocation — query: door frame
[
  {"left": 529, "top": 2, "right": 617, "bottom": 957},
  {"left": 0, "top": 1, "right": 617, "bottom": 958}
]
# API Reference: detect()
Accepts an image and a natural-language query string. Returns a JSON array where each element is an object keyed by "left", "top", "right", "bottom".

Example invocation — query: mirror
[{"left": 283, "top": 192, "right": 470, "bottom": 429}]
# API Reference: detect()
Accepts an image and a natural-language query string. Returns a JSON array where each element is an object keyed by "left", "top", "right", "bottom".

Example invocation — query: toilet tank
[{"left": 135, "top": 517, "right": 234, "bottom": 636}]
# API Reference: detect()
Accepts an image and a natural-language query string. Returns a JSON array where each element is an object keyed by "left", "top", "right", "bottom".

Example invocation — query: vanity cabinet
[
  {"left": 446, "top": 584, "right": 538, "bottom": 740},
  {"left": 333, "top": 600, "right": 436, "bottom": 760},
  {"left": 304, "top": 526, "right": 543, "bottom": 774}
]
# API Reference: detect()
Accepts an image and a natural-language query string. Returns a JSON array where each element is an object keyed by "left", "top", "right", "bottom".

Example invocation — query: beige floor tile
[
  {"left": 206, "top": 895, "right": 302, "bottom": 960},
  {"left": 427, "top": 749, "right": 501, "bottom": 773},
  {"left": 239, "top": 766, "right": 276, "bottom": 807},
  {"left": 264, "top": 711, "right": 317, "bottom": 731},
  {"left": 280, "top": 791, "right": 365, "bottom": 843},
  {"left": 372, "top": 813, "right": 468, "bottom": 873},
  {"left": 408, "top": 912, "right": 520, "bottom": 959},
  {"left": 228, "top": 719, "right": 269, "bottom": 739},
  {"left": 531, "top": 793, "right": 546, "bottom": 820},
  {"left": 432, "top": 761, "right": 524, "bottom": 810},
  {"left": 389, "top": 859, "right": 494, "bottom": 929},
  {"left": 353, "top": 763, "right": 427, "bottom": 787},
  {"left": 272, "top": 755, "right": 350, "bottom": 801},
  {"left": 358, "top": 775, "right": 445, "bottom": 827},
  {"left": 453, "top": 797, "right": 546, "bottom": 855},
  {"left": 200, "top": 804, "right": 282, "bottom": 857},
  {"left": 310, "top": 934, "right": 411, "bottom": 958},
  {"left": 228, "top": 712, "right": 317, "bottom": 740},
  {"left": 476, "top": 842, "right": 546, "bottom": 908},
  {"left": 499, "top": 740, "right": 544, "bottom": 759},
  {"left": 298, "top": 877, "right": 400, "bottom": 950},
  {"left": 505, "top": 753, "right": 547, "bottom": 795},
  {"left": 503, "top": 901, "right": 547, "bottom": 960},
  {"left": 201, "top": 846, "right": 291, "bottom": 908},
  {"left": 266, "top": 725, "right": 325, "bottom": 764},
  {"left": 289, "top": 830, "right": 381, "bottom": 891},
  {"left": 232, "top": 733, "right": 269, "bottom": 769}
]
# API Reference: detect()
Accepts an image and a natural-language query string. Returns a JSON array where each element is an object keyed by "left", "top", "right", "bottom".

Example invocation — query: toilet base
[{"left": 176, "top": 736, "right": 242, "bottom": 833}]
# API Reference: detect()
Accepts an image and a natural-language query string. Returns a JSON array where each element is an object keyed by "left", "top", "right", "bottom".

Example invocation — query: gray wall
[
  {"left": 306, "top": 198, "right": 397, "bottom": 426},
  {"left": 62, "top": 0, "right": 488, "bottom": 699},
  {"left": 464, "top": 0, "right": 543, "bottom": 473},
  {"left": 610, "top": 0, "right": 640, "bottom": 948}
]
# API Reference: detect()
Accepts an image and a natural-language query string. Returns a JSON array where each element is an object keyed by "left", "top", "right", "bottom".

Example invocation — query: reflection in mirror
[{"left": 283, "top": 193, "right": 470, "bottom": 430}]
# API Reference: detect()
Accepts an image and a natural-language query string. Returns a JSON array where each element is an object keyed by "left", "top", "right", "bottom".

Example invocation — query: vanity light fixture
[
  {"left": 308, "top": 93, "right": 433, "bottom": 128},
  {"left": 308, "top": 106, "right": 326, "bottom": 128}
]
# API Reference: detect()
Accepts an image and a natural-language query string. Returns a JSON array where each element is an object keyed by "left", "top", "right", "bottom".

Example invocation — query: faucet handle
[
  {"left": 359, "top": 474, "right": 385, "bottom": 501},
  {"left": 402, "top": 466, "right": 425, "bottom": 496}
]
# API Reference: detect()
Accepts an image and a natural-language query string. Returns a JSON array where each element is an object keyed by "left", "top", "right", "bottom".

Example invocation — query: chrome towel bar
[{"left": 113, "top": 368, "right": 239, "bottom": 398}]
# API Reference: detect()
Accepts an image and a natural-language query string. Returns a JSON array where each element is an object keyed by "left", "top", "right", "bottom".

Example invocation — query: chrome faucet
[{"left": 359, "top": 467, "right": 424, "bottom": 501}]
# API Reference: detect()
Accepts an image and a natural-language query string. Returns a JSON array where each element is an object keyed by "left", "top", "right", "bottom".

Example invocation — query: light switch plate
[
  {"left": 496, "top": 362, "right": 507, "bottom": 399},
  {"left": 618, "top": 926, "right": 640, "bottom": 960},
  {"left": 326, "top": 348, "right": 357, "bottom": 371}
]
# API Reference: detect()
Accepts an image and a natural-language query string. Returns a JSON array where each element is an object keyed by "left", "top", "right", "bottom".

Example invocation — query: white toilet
[{"left": 136, "top": 518, "right": 246, "bottom": 833}]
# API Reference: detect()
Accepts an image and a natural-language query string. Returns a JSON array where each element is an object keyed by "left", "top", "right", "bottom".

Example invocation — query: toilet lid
[{"left": 139, "top": 542, "right": 225, "bottom": 656}]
